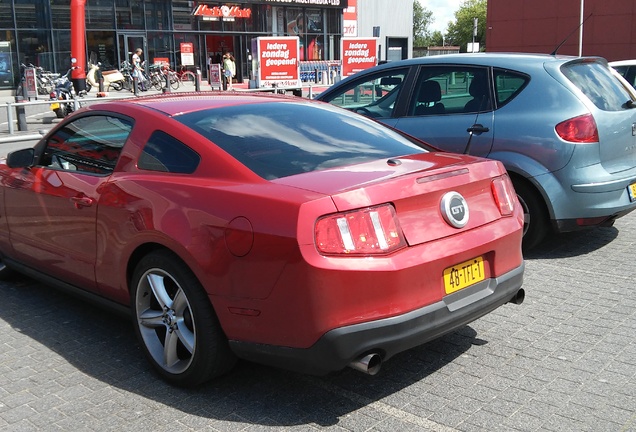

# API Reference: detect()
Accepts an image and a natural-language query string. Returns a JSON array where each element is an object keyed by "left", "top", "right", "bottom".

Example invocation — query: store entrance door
[{"left": 118, "top": 33, "right": 147, "bottom": 71}]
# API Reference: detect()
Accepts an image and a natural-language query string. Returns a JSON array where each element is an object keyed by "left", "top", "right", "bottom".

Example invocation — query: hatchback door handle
[
  {"left": 467, "top": 124, "right": 490, "bottom": 135},
  {"left": 70, "top": 196, "right": 95, "bottom": 209}
]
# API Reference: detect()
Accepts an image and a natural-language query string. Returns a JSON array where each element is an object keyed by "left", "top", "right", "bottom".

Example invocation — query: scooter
[
  {"left": 86, "top": 62, "right": 126, "bottom": 91},
  {"left": 50, "top": 58, "right": 83, "bottom": 119}
]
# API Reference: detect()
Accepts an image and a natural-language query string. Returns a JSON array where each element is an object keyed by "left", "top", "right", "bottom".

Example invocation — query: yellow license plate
[
  {"left": 443, "top": 256, "right": 485, "bottom": 294},
  {"left": 50, "top": 103, "right": 60, "bottom": 110},
  {"left": 629, "top": 183, "right": 636, "bottom": 202}
]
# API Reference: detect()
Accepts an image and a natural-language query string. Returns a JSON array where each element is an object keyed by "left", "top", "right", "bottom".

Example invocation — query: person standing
[
  {"left": 131, "top": 48, "right": 147, "bottom": 91},
  {"left": 222, "top": 52, "right": 236, "bottom": 91}
]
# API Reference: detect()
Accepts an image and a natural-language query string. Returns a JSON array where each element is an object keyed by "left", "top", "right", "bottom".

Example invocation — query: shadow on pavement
[
  {"left": 523, "top": 225, "right": 619, "bottom": 260},
  {"left": 0, "top": 273, "right": 484, "bottom": 428}
]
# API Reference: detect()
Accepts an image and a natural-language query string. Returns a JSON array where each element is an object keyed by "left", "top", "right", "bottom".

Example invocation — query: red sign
[
  {"left": 25, "top": 67, "right": 37, "bottom": 98},
  {"left": 257, "top": 37, "right": 300, "bottom": 88},
  {"left": 343, "top": 0, "right": 357, "bottom": 36},
  {"left": 193, "top": 5, "right": 252, "bottom": 19},
  {"left": 341, "top": 38, "right": 377, "bottom": 77},
  {"left": 180, "top": 43, "right": 193, "bottom": 54},
  {"left": 180, "top": 43, "right": 194, "bottom": 66}
]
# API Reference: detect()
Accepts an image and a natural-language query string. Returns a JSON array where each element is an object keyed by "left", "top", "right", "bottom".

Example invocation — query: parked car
[
  {"left": 609, "top": 59, "right": 636, "bottom": 89},
  {"left": 317, "top": 53, "right": 636, "bottom": 250},
  {"left": 0, "top": 93, "right": 525, "bottom": 387}
]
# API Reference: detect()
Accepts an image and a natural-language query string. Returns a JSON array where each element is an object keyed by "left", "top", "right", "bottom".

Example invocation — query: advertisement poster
[
  {"left": 0, "top": 41, "right": 13, "bottom": 89},
  {"left": 209, "top": 63, "right": 222, "bottom": 90},
  {"left": 180, "top": 42, "right": 194, "bottom": 66},
  {"left": 341, "top": 38, "right": 378, "bottom": 78},
  {"left": 255, "top": 37, "right": 301, "bottom": 89},
  {"left": 25, "top": 67, "right": 37, "bottom": 98},
  {"left": 285, "top": 9, "right": 323, "bottom": 61}
]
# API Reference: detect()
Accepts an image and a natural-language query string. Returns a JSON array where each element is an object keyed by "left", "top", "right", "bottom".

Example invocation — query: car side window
[
  {"left": 39, "top": 115, "right": 132, "bottom": 175},
  {"left": 493, "top": 69, "right": 529, "bottom": 107},
  {"left": 138, "top": 130, "right": 200, "bottom": 173},
  {"left": 611, "top": 65, "right": 636, "bottom": 87},
  {"left": 322, "top": 68, "right": 409, "bottom": 119},
  {"left": 409, "top": 66, "right": 492, "bottom": 116}
]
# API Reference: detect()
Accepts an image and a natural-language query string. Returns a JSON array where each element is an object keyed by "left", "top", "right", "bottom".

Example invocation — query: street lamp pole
[{"left": 578, "top": 0, "right": 584, "bottom": 56}]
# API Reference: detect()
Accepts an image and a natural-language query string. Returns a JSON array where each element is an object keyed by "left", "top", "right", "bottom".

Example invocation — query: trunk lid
[{"left": 274, "top": 152, "right": 509, "bottom": 246}]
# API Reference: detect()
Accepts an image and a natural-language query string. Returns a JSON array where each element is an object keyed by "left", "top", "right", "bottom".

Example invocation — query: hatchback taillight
[
  {"left": 555, "top": 113, "right": 599, "bottom": 143},
  {"left": 491, "top": 174, "right": 516, "bottom": 216},
  {"left": 315, "top": 204, "right": 406, "bottom": 255}
]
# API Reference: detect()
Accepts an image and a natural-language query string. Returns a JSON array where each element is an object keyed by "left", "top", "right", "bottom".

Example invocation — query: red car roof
[{"left": 123, "top": 91, "right": 304, "bottom": 117}]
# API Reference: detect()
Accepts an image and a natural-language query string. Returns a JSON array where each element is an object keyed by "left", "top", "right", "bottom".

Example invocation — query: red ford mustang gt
[{"left": 0, "top": 93, "right": 525, "bottom": 387}]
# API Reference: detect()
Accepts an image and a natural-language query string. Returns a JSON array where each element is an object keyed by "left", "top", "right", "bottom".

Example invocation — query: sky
[{"left": 419, "top": 0, "right": 463, "bottom": 34}]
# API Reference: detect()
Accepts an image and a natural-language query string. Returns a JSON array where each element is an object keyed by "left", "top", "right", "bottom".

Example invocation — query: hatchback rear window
[
  {"left": 176, "top": 102, "right": 429, "bottom": 180},
  {"left": 561, "top": 61, "right": 633, "bottom": 111}
]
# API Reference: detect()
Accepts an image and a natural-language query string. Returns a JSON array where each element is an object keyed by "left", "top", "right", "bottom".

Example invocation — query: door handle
[
  {"left": 70, "top": 196, "right": 95, "bottom": 209},
  {"left": 467, "top": 124, "right": 490, "bottom": 135}
]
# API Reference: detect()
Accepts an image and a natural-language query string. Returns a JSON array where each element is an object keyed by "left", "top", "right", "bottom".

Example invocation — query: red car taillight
[
  {"left": 491, "top": 174, "right": 516, "bottom": 216},
  {"left": 555, "top": 113, "right": 599, "bottom": 143},
  {"left": 315, "top": 204, "right": 406, "bottom": 255}
]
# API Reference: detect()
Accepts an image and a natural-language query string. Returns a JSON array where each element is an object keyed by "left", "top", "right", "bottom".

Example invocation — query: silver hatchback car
[{"left": 317, "top": 53, "right": 636, "bottom": 249}]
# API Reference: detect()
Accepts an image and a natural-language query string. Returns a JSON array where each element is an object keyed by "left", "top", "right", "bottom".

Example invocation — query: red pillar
[{"left": 71, "top": 0, "right": 87, "bottom": 92}]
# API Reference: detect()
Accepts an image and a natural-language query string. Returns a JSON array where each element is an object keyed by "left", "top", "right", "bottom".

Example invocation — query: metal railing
[{"left": 2, "top": 82, "right": 324, "bottom": 135}]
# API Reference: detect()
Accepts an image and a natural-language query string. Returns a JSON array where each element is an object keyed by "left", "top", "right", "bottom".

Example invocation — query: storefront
[{"left": 0, "top": 0, "right": 348, "bottom": 90}]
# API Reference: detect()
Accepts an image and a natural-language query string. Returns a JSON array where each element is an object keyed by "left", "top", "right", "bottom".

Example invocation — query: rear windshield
[
  {"left": 175, "top": 101, "right": 429, "bottom": 180},
  {"left": 561, "top": 61, "right": 634, "bottom": 111}
]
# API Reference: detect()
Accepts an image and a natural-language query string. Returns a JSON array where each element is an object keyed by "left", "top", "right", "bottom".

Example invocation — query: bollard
[
  {"left": 195, "top": 67, "right": 201, "bottom": 92},
  {"left": 98, "top": 68, "right": 105, "bottom": 92},
  {"left": 133, "top": 76, "right": 139, "bottom": 95},
  {"left": 163, "top": 70, "right": 171, "bottom": 93},
  {"left": 15, "top": 96, "right": 28, "bottom": 131}
]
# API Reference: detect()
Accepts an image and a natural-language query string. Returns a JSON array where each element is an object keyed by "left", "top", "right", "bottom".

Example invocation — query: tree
[
  {"left": 445, "top": 0, "right": 487, "bottom": 52},
  {"left": 413, "top": 1, "right": 434, "bottom": 47}
]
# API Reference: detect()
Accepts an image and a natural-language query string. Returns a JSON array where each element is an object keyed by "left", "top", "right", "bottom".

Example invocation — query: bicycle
[{"left": 176, "top": 65, "right": 197, "bottom": 87}]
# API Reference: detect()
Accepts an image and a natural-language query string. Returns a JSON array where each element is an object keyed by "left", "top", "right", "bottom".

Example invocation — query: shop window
[
  {"left": 86, "top": 0, "right": 116, "bottom": 30},
  {"left": 116, "top": 0, "right": 144, "bottom": 30},
  {"left": 172, "top": 0, "right": 198, "bottom": 31},
  {"left": 14, "top": 0, "right": 51, "bottom": 30},
  {"left": 0, "top": 0, "right": 14, "bottom": 29}
]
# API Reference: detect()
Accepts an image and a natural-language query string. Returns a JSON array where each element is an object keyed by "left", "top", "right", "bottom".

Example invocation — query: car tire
[
  {"left": 131, "top": 250, "right": 236, "bottom": 387},
  {"left": 513, "top": 179, "right": 549, "bottom": 251}
]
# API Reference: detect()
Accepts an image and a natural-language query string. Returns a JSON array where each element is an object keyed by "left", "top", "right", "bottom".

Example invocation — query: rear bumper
[{"left": 229, "top": 262, "right": 524, "bottom": 375}]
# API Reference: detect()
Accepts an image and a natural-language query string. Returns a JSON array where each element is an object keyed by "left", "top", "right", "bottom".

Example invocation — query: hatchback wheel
[
  {"left": 514, "top": 181, "right": 549, "bottom": 251},
  {"left": 131, "top": 250, "right": 236, "bottom": 387}
]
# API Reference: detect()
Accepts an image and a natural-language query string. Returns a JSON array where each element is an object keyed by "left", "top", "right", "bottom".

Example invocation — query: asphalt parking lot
[{"left": 0, "top": 207, "right": 634, "bottom": 431}]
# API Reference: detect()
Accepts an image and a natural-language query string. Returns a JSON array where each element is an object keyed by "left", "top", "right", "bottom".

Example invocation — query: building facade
[
  {"left": 486, "top": 0, "right": 636, "bottom": 61},
  {"left": 0, "top": 0, "right": 350, "bottom": 90},
  {"left": 354, "top": 0, "right": 412, "bottom": 63}
]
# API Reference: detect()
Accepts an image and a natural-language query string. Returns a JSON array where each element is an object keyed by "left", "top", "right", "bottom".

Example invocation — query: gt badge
[{"left": 440, "top": 191, "right": 469, "bottom": 228}]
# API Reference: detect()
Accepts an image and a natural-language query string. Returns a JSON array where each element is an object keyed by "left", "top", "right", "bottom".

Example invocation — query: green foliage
[
  {"left": 445, "top": 0, "right": 487, "bottom": 52},
  {"left": 413, "top": 0, "right": 434, "bottom": 47}
]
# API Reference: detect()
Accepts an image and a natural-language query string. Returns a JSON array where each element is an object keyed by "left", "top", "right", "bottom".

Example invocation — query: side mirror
[{"left": 7, "top": 148, "right": 35, "bottom": 168}]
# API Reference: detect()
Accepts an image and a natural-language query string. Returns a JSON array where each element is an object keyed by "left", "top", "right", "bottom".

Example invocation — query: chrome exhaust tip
[{"left": 348, "top": 353, "right": 382, "bottom": 375}]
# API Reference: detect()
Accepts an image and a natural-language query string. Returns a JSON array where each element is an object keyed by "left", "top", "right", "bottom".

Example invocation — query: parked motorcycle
[
  {"left": 49, "top": 58, "right": 83, "bottom": 119},
  {"left": 86, "top": 62, "right": 126, "bottom": 91}
]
